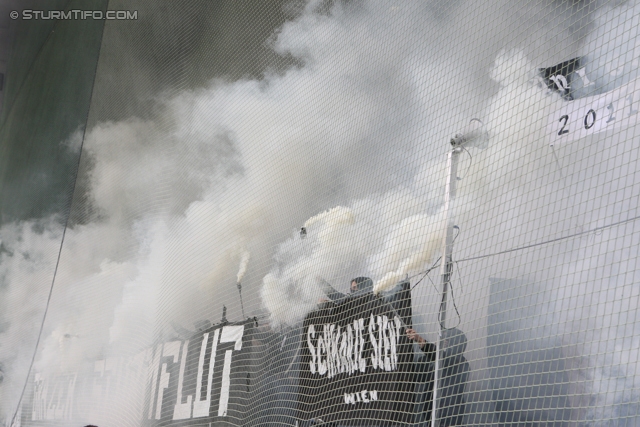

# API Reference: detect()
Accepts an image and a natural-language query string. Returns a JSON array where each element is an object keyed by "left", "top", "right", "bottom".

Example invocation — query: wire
[
  {"left": 456, "top": 213, "right": 640, "bottom": 263},
  {"left": 452, "top": 225, "right": 460, "bottom": 242},
  {"left": 442, "top": 261, "right": 463, "bottom": 330},
  {"left": 411, "top": 257, "right": 441, "bottom": 291},
  {"left": 439, "top": 228, "right": 463, "bottom": 331},
  {"left": 425, "top": 268, "right": 439, "bottom": 294},
  {"left": 9, "top": 11, "right": 107, "bottom": 427},
  {"left": 382, "top": 213, "right": 640, "bottom": 331},
  {"left": 410, "top": 226, "right": 459, "bottom": 291},
  {"left": 454, "top": 260, "right": 464, "bottom": 296},
  {"left": 457, "top": 144, "right": 473, "bottom": 180}
]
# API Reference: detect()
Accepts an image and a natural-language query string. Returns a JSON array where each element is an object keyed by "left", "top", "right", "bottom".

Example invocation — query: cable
[
  {"left": 439, "top": 228, "right": 463, "bottom": 331},
  {"left": 411, "top": 257, "right": 441, "bottom": 291},
  {"left": 429, "top": 208, "right": 640, "bottom": 331},
  {"left": 410, "top": 226, "right": 459, "bottom": 291},
  {"left": 457, "top": 144, "right": 473, "bottom": 180},
  {"left": 452, "top": 225, "right": 460, "bottom": 242},
  {"left": 425, "top": 267, "right": 440, "bottom": 294},
  {"left": 9, "top": 10, "right": 107, "bottom": 427},
  {"left": 454, "top": 260, "right": 464, "bottom": 296},
  {"left": 456, "top": 213, "right": 640, "bottom": 263},
  {"left": 390, "top": 213, "right": 640, "bottom": 330},
  {"left": 442, "top": 261, "right": 463, "bottom": 330},
  {"left": 411, "top": 226, "right": 459, "bottom": 293}
]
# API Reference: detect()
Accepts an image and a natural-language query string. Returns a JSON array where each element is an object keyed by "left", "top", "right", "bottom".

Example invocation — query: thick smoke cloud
[
  {"left": 454, "top": 36, "right": 640, "bottom": 427},
  {"left": 0, "top": 0, "right": 638, "bottom": 426},
  {"left": 579, "top": 0, "right": 640, "bottom": 96}
]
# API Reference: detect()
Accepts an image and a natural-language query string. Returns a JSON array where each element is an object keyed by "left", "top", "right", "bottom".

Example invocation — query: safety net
[{"left": 0, "top": 1, "right": 639, "bottom": 426}]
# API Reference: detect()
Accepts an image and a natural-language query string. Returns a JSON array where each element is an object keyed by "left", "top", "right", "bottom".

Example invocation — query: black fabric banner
[
  {"left": 142, "top": 318, "right": 254, "bottom": 427},
  {"left": 21, "top": 319, "right": 255, "bottom": 427},
  {"left": 539, "top": 57, "right": 586, "bottom": 100},
  {"left": 297, "top": 282, "right": 415, "bottom": 426}
]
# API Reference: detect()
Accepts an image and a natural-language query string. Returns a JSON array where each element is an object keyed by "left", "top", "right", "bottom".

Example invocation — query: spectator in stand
[
  {"left": 406, "top": 327, "right": 469, "bottom": 426},
  {"left": 318, "top": 276, "right": 374, "bottom": 304}
]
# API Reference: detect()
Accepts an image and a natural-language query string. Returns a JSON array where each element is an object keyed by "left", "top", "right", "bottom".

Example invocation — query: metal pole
[
  {"left": 432, "top": 146, "right": 461, "bottom": 427},
  {"left": 237, "top": 282, "right": 246, "bottom": 319}
]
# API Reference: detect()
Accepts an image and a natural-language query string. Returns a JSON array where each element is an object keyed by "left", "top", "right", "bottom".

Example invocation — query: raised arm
[{"left": 406, "top": 328, "right": 436, "bottom": 361}]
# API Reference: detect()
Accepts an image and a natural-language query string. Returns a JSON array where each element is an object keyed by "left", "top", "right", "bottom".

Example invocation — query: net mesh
[{"left": 1, "top": 0, "right": 639, "bottom": 426}]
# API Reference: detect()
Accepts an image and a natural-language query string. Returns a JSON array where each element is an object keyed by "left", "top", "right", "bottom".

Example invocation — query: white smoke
[
  {"left": 451, "top": 42, "right": 640, "bottom": 425},
  {"left": 262, "top": 206, "right": 357, "bottom": 326},
  {"left": 0, "top": 221, "right": 64, "bottom": 421},
  {"left": 0, "top": 0, "right": 638, "bottom": 426},
  {"left": 579, "top": 0, "right": 640, "bottom": 96},
  {"left": 371, "top": 208, "right": 446, "bottom": 294},
  {"left": 236, "top": 250, "right": 251, "bottom": 284}
]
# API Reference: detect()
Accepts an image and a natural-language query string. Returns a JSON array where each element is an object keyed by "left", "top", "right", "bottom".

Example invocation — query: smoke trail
[
  {"left": 236, "top": 250, "right": 251, "bottom": 284},
  {"left": 0, "top": 221, "right": 63, "bottom": 420},
  {"left": 457, "top": 42, "right": 640, "bottom": 425},
  {"left": 1, "top": 1, "right": 635, "bottom": 425},
  {"left": 371, "top": 208, "right": 446, "bottom": 294},
  {"left": 577, "top": 0, "right": 640, "bottom": 97}
]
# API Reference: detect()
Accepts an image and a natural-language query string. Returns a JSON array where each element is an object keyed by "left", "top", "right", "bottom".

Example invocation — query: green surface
[{"left": 0, "top": 0, "right": 107, "bottom": 223}]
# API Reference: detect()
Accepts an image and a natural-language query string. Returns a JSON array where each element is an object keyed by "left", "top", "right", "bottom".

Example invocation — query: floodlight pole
[{"left": 432, "top": 144, "right": 462, "bottom": 427}]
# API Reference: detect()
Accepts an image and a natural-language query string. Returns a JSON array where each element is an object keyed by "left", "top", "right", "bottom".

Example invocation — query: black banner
[
  {"left": 143, "top": 319, "right": 254, "bottom": 427},
  {"left": 297, "top": 282, "right": 414, "bottom": 426},
  {"left": 20, "top": 319, "right": 254, "bottom": 426},
  {"left": 539, "top": 57, "right": 599, "bottom": 100},
  {"left": 539, "top": 58, "right": 581, "bottom": 99}
]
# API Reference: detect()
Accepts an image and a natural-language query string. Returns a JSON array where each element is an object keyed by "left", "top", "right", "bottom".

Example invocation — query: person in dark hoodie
[
  {"left": 349, "top": 276, "right": 373, "bottom": 295},
  {"left": 407, "top": 327, "right": 469, "bottom": 426},
  {"left": 439, "top": 328, "right": 469, "bottom": 426},
  {"left": 406, "top": 328, "right": 436, "bottom": 426},
  {"left": 318, "top": 276, "right": 373, "bottom": 303}
]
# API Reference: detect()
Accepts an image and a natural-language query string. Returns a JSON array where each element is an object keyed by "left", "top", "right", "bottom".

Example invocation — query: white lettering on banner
[
  {"left": 146, "top": 345, "right": 161, "bottom": 419},
  {"left": 31, "top": 353, "right": 147, "bottom": 422},
  {"left": 343, "top": 389, "right": 379, "bottom": 405},
  {"left": 61, "top": 374, "right": 77, "bottom": 419},
  {"left": 334, "top": 324, "right": 341, "bottom": 374},
  {"left": 156, "top": 341, "right": 180, "bottom": 419},
  {"left": 31, "top": 373, "right": 77, "bottom": 421},
  {"left": 307, "top": 314, "right": 402, "bottom": 377},
  {"left": 220, "top": 325, "right": 244, "bottom": 350},
  {"left": 317, "top": 334, "right": 327, "bottom": 375},
  {"left": 308, "top": 325, "right": 317, "bottom": 374},
  {"left": 356, "top": 318, "right": 366, "bottom": 372},
  {"left": 173, "top": 340, "right": 192, "bottom": 419},
  {"left": 170, "top": 324, "right": 245, "bottom": 420},
  {"left": 326, "top": 324, "right": 334, "bottom": 377},
  {"left": 193, "top": 329, "right": 220, "bottom": 417},
  {"left": 32, "top": 373, "right": 45, "bottom": 420},
  {"left": 575, "top": 67, "right": 594, "bottom": 89},
  {"left": 344, "top": 392, "right": 356, "bottom": 405},
  {"left": 369, "top": 315, "right": 379, "bottom": 370},
  {"left": 548, "top": 77, "right": 640, "bottom": 145},
  {"left": 92, "top": 358, "right": 116, "bottom": 409},
  {"left": 550, "top": 74, "right": 570, "bottom": 92},
  {"left": 381, "top": 316, "right": 390, "bottom": 372},
  {"left": 218, "top": 350, "right": 233, "bottom": 417},
  {"left": 345, "top": 324, "right": 353, "bottom": 374},
  {"left": 217, "top": 325, "right": 245, "bottom": 417},
  {"left": 147, "top": 345, "right": 162, "bottom": 419}
]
